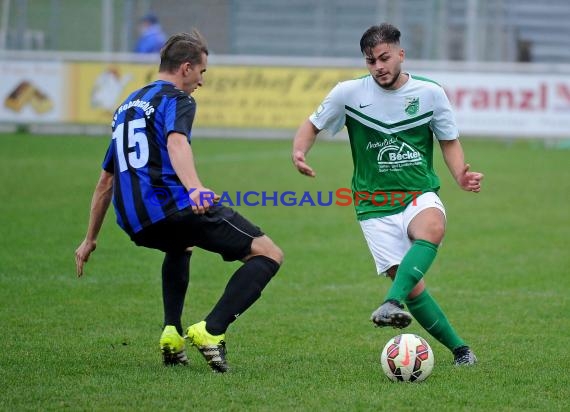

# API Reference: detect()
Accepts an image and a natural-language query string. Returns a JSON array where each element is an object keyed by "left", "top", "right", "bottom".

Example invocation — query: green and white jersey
[{"left": 309, "top": 73, "right": 458, "bottom": 221}]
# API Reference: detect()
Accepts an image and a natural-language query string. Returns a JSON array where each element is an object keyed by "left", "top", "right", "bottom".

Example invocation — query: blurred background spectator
[
  {"left": 1, "top": 0, "right": 569, "bottom": 63},
  {"left": 134, "top": 12, "right": 166, "bottom": 53}
]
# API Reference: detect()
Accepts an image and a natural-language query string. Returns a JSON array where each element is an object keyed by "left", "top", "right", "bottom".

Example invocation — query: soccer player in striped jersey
[
  {"left": 292, "top": 23, "right": 482, "bottom": 366},
  {"left": 75, "top": 30, "right": 283, "bottom": 372}
]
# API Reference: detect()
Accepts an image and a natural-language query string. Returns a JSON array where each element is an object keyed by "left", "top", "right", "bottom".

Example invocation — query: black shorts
[{"left": 131, "top": 206, "right": 264, "bottom": 261}]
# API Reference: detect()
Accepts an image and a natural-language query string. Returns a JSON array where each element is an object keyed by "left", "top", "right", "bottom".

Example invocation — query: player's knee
[
  {"left": 249, "top": 235, "right": 284, "bottom": 265},
  {"left": 408, "top": 208, "right": 446, "bottom": 244},
  {"left": 431, "top": 220, "right": 446, "bottom": 241},
  {"left": 266, "top": 242, "right": 284, "bottom": 265},
  {"left": 414, "top": 221, "right": 445, "bottom": 244}
]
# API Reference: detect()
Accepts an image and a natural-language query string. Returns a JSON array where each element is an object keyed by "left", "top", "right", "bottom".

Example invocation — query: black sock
[
  {"left": 205, "top": 255, "right": 280, "bottom": 335},
  {"left": 162, "top": 250, "right": 191, "bottom": 335}
]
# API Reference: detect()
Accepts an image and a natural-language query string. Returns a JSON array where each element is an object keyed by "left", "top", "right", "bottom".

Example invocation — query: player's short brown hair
[
  {"left": 360, "top": 23, "right": 401, "bottom": 56},
  {"left": 159, "top": 29, "right": 208, "bottom": 72}
]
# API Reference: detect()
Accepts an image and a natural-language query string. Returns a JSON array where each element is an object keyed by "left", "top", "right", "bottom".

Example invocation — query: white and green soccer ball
[{"left": 380, "top": 333, "right": 434, "bottom": 382}]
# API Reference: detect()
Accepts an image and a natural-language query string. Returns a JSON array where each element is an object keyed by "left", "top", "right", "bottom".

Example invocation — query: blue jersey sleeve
[{"left": 164, "top": 94, "right": 196, "bottom": 142}]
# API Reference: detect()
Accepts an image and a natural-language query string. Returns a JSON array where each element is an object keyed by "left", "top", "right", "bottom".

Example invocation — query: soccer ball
[{"left": 380, "top": 333, "right": 434, "bottom": 382}]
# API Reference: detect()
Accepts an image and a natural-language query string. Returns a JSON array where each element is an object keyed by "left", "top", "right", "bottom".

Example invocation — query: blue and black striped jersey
[{"left": 102, "top": 80, "right": 196, "bottom": 236}]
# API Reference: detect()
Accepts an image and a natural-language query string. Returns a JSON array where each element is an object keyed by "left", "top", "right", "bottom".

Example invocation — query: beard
[{"left": 374, "top": 69, "right": 401, "bottom": 90}]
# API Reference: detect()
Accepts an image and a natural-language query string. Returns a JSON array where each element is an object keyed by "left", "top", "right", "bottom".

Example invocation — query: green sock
[
  {"left": 405, "top": 289, "right": 465, "bottom": 351},
  {"left": 385, "top": 239, "right": 438, "bottom": 303}
]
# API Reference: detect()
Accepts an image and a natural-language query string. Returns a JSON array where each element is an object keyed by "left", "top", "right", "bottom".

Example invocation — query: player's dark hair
[
  {"left": 360, "top": 23, "right": 401, "bottom": 56},
  {"left": 159, "top": 29, "right": 208, "bottom": 72}
]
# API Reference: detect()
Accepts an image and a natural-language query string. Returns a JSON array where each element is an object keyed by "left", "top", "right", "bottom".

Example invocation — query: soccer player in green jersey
[{"left": 292, "top": 23, "right": 483, "bottom": 365}]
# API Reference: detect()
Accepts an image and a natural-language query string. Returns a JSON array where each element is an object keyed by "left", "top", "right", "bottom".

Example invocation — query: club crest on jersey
[{"left": 404, "top": 97, "right": 419, "bottom": 116}]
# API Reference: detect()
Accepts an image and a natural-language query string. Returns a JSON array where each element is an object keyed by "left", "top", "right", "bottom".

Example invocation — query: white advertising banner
[
  {"left": 0, "top": 61, "right": 67, "bottom": 122},
  {"left": 423, "top": 71, "right": 570, "bottom": 138}
]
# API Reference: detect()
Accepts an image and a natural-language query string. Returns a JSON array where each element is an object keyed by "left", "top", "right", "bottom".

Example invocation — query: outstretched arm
[
  {"left": 439, "top": 139, "right": 483, "bottom": 192},
  {"left": 292, "top": 119, "right": 321, "bottom": 177},
  {"left": 75, "top": 170, "right": 114, "bottom": 277}
]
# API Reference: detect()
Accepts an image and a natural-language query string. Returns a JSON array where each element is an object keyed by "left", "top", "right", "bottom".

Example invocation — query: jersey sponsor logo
[
  {"left": 366, "top": 137, "right": 397, "bottom": 151},
  {"left": 404, "top": 96, "right": 419, "bottom": 116},
  {"left": 359, "top": 103, "right": 373, "bottom": 108},
  {"left": 376, "top": 140, "right": 422, "bottom": 172}
]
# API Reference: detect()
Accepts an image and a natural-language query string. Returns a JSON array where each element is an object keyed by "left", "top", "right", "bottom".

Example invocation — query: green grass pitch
[{"left": 0, "top": 132, "right": 568, "bottom": 411}]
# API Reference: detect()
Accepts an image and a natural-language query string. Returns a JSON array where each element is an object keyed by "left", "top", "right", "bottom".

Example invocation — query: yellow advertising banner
[
  {"left": 70, "top": 62, "right": 157, "bottom": 124},
  {"left": 193, "top": 66, "right": 366, "bottom": 128},
  {"left": 68, "top": 62, "right": 365, "bottom": 128}
]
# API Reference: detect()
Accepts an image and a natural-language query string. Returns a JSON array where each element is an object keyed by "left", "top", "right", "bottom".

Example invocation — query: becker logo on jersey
[{"left": 376, "top": 141, "right": 422, "bottom": 172}]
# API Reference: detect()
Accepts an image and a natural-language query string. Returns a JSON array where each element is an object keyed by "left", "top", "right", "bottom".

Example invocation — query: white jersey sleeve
[
  {"left": 430, "top": 86, "right": 459, "bottom": 141},
  {"left": 309, "top": 82, "right": 346, "bottom": 136}
]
